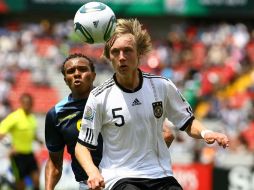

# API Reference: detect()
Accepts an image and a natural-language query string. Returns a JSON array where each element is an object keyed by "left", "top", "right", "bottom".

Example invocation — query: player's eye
[
  {"left": 110, "top": 49, "right": 119, "bottom": 56},
  {"left": 77, "top": 66, "right": 89, "bottom": 72},
  {"left": 123, "top": 48, "right": 133, "bottom": 54},
  {"left": 66, "top": 68, "right": 75, "bottom": 74}
]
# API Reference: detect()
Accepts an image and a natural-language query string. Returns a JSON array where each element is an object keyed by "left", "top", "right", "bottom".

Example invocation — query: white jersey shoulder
[{"left": 91, "top": 77, "right": 115, "bottom": 97}]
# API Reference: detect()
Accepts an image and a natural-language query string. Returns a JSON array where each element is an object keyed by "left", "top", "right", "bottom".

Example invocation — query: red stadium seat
[{"left": 9, "top": 71, "right": 59, "bottom": 113}]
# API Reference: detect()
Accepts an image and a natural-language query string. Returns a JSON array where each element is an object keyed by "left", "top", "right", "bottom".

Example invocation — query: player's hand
[
  {"left": 204, "top": 132, "right": 229, "bottom": 148},
  {"left": 87, "top": 168, "right": 105, "bottom": 190}
]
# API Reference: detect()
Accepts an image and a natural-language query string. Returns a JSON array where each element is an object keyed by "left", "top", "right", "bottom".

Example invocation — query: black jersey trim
[
  {"left": 92, "top": 78, "right": 115, "bottom": 97},
  {"left": 113, "top": 69, "right": 143, "bottom": 93},
  {"left": 77, "top": 139, "right": 97, "bottom": 150},
  {"left": 186, "top": 106, "right": 193, "bottom": 116},
  {"left": 180, "top": 116, "right": 195, "bottom": 131}
]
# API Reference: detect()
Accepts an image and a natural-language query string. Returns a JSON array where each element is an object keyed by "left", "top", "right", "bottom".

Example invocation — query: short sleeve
[
  {"left": 165, "top": 80, "right": 194, "bottom": 131},
  {"left": 0, "top": 112, "right": 17, "bottom": 134},
  {"left": 78, "top": 93, "right": 102, "bottom": 150},
  {"left": 45, "top": 108, "right": 65, "bottom": 152}
]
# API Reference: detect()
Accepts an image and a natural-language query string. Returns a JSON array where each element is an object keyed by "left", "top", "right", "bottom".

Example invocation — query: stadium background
[{"left": 0, "top": 0, "right": 254, "bottom": 189}]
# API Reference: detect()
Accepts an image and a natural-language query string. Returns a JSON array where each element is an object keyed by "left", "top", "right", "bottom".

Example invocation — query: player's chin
[{"left": 119, "top": 66, "right": 129, "bottom": 72}]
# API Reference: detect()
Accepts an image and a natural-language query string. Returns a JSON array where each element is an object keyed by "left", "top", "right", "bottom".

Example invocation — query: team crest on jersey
[
  {"left": 152, "top": 101, "right": 163, "bottom": 118},
  {"left": 84, "top": 106, "right": 94, "bottom": 121}
]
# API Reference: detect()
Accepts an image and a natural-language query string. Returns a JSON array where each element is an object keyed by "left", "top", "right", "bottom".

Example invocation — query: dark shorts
[
  {"left": 10, "top": 153, "right": 39, "bottom": 180},
  {"left": 111, "top": 176, "right": 183, "bottom": 190}
]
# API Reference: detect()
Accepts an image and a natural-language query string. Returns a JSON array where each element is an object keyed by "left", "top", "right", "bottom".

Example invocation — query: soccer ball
[{"left": 74, "top": 1, "right": 116, "bottom": 44}]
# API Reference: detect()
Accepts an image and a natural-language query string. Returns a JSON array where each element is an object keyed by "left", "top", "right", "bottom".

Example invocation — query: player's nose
[{"left": 119, "top": 51, "right": 126, "bottom": 60}]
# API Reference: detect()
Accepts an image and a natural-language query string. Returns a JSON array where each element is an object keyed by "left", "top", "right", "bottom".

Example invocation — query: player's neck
[
  {"left": 116, "top": 70, "right": 140, "bottom": 91},
  {"left": 72, "top": 89, "right": 91, "bottom": 99},
  {"left": 22, "top": 108, "right": 31, "bottom": 115}
]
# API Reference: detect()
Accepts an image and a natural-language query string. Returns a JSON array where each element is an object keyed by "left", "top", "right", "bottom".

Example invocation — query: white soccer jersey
[{"left": 78, "top": 70, "right": 194, "bottom": 189}]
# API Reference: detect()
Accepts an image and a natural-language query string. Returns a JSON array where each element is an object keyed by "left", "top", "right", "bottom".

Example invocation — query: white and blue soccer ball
[{"left": 74, "top": 1, "right": 116, "bottom": 44}]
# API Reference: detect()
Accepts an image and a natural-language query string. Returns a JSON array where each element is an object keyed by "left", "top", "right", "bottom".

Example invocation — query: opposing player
[{"left": 44, "top": 53, "right": 103, "bottom": 190}]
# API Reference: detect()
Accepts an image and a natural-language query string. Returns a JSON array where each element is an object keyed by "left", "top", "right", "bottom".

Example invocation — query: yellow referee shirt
[{"left": 0, "top": 108, "right": 37, "bottom": 154}]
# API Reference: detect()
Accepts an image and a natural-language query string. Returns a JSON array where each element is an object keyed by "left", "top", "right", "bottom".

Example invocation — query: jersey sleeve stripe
[
  {"left": 85, "top": 128, "right": 90, "bottom": 141},
  {"left": 85, "top": 128, "right": 94, "bottom": 144},
  {"left": 186, "top": 107, "right": 193, "bottom": 116}
]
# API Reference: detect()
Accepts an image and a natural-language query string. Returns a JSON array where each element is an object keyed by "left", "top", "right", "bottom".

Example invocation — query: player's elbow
[
  {"left": 163, "top": 132, "right": 175, "bottom": 147},
  {"left": 164, "top": 133, "right": 175, "bottom": 142}
]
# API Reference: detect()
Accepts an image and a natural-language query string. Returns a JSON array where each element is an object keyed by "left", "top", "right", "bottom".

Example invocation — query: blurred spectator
[{"left": 0, "top": 93, "right": 43, "bottom": 190}]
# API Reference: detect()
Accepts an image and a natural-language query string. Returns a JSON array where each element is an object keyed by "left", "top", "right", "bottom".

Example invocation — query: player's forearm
[
  {"left": 165, "top": 137, "right": 174, "bottom": 147},
  {"left": 185, "top": 119, "right": 205, "bottom": 139},
  {"left": 75, "top": 142, "right": 99, "bottom": 176},
  {"left": 45, "top": 160, "right": 62, "bottom": 190},
  {"left": 162, "top": 121, "right": 175, "bottom": 147}
]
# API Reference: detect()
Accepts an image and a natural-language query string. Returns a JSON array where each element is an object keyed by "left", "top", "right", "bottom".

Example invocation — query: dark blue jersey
[{"left": 45, "top": 94, "right": 103, "bottom": 182}]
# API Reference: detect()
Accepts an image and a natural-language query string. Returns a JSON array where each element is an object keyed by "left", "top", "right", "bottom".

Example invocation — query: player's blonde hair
[{"left": 103, "top": 18, "right": 152, "bottom": 59}]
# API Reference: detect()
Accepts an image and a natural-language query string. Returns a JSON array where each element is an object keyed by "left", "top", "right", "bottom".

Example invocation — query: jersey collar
[
  {"left": 113, "top": 69, "right": 143, "bottom": 93},
  {"left": 68, "top": 94, "right": 88, "bottom": 102}
]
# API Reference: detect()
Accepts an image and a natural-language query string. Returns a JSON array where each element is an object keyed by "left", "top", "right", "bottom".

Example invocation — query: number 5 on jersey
[{"left": 112, "top": 108, "right": 125, "bottom": 127}]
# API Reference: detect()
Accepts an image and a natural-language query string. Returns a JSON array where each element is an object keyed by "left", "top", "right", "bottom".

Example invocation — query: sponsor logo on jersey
[
  {"left": 152, "top": 101, "right": 163, "bottom": 118},
  {"left": 132, "top": 98, "right": 141, "bottom": 106},
  {"left": 58, "top": 112, "right": 79, "bottom": 123},
  {"left": 84, "top": 106, "right": 94, "bottom": 121}
]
